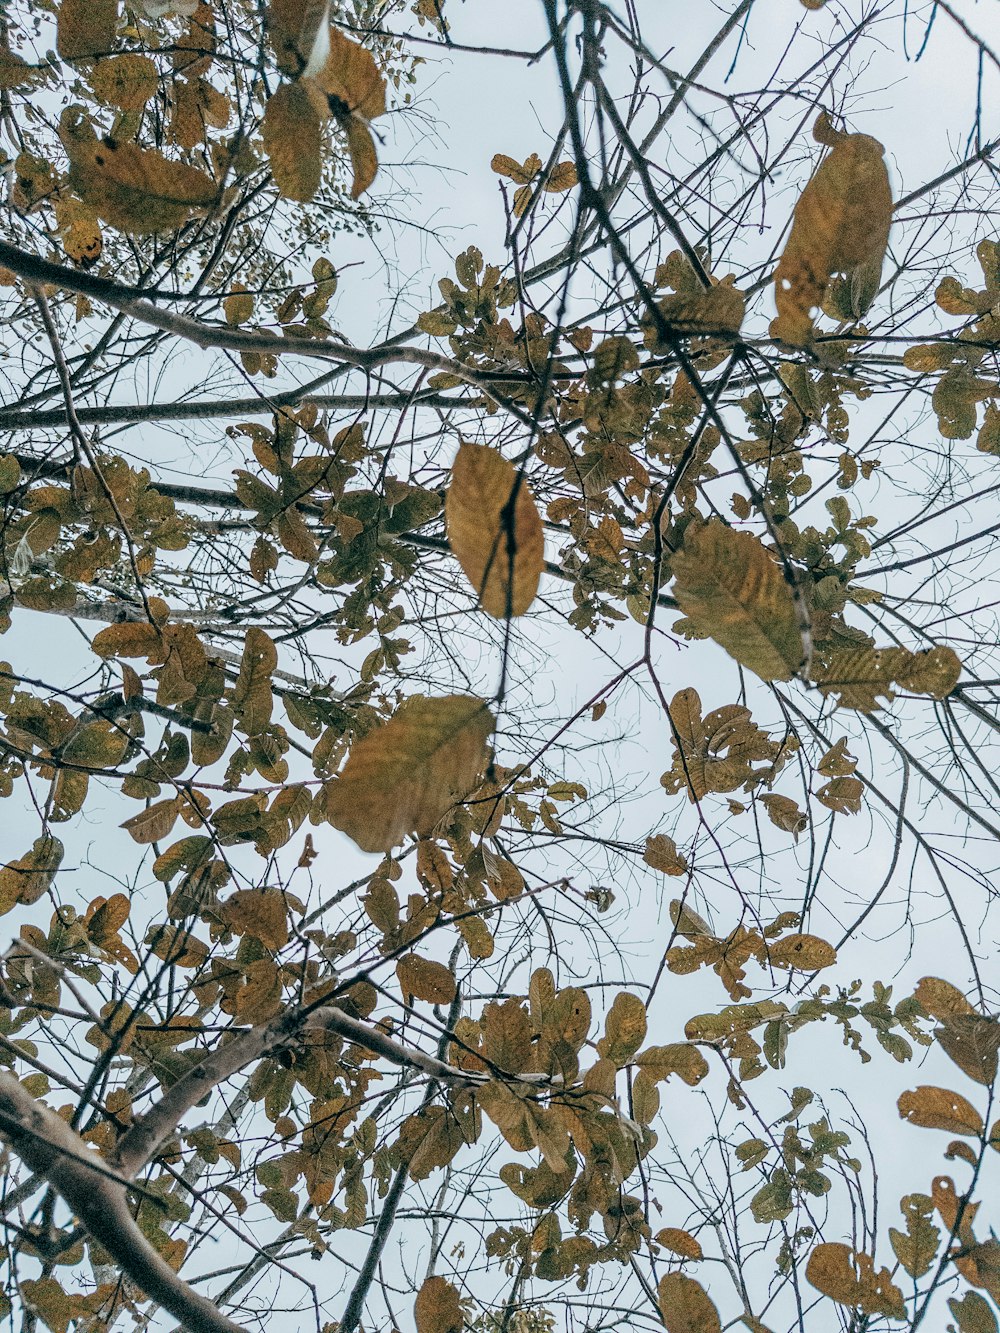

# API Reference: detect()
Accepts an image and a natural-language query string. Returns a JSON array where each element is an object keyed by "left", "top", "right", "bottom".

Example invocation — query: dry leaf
[
  {"left": 644, "top": 833, "right": 688, "bottom": 875},
  {"left": 806, "top": 1242, "right": 905, "bottom": 1318},
  {"left": 60, "top": 109, "right": 217, "bottom": 233},
  {"left": 936, "top": 1015, "right": 1000, "bottom": 1087},
  {"left": 397, "top": 953, "right": 457, "bottom": 1005},
  {"left": 263, "top": 82, "right": 323, "bottom": 202},
  {"left": 655, "top": 1228, "right": 704, "bottom": 1261},
  {"left": 220, "top": 888, "right": 289, "bottom": 951},
  {"left": 657, "top": 1272, "right": 722, "bottom": 1333},
  {"left": 898, "top": 1085, "right": 984, "bottom": 1136},
  {"left": 671, "top": 521, "right": 804, "bottom": 682},
  {"left": 414, "top": 1276, "right": 464, "bottom": 1333},
  {"left": 58, "top": 0, "right": 119, "bottom": 62},
  {"left": 771, "top": 124, "right": 892, "bottom": 345},
  {"left": 446, "top": 443, "right": 544, "bottom": 617},
  {"left": 322, "top": 694, "right": 494, "bottom": 852}
]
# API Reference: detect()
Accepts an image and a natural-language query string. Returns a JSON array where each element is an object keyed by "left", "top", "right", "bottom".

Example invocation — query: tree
[{"left": 0, "top": 0, "right": 999, "bottom": 1329}]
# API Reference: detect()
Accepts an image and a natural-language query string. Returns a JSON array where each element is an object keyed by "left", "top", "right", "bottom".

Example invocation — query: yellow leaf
[
  {"left": 90, "top": 53, "right": 159, "bottom": 110},
  {"left": 898, "top": 1085, "right": 984, "bottom": 1135},
  {"left": 806, "top": 1242, "right": 905, "bottom": 1319},
  {"left": 655, "top": 1227, "right": 704, "bottom": 1261},
  {"left": 60, "top": 110, "right": 217, "bottom": 234},
  {"left": 936, "top": 1015, "right": 1000, "bottom": 1087},
  {"left": 92, "top": 622, "right": 163, "bottom": 658},
  {"left": 57, "top": 0, "right": 119, "bottom": 62},
  {"left": 220, "top": 888, "right": 289, "bottom": 951},
  {"left": 657, "top": 1272, "right": 722, "bottom": 1333},
  {"left": 767, "top": 933, "right": 836, "bottom": 970},
  {"left": 224, "top": 285, "right": 254, "bottom": 327},
  {"left": 670, "top": 899, "right": 714, "bottom": 938},
  {"left": 321, "top": 694, "right": 494, "bottom": 852},
  {"left": 262, "top": 82, "right": 323, "bottom": 202},
  {"left": 671, "top": 521, "right": 804, "bottom": 681},
  {"left": 597, "top": 992, "right": 647, "bottom": 1067},
  {"left": 397, "top": 953, "right": 457, "bottom": 1005},
  {"left": 771, "top": 125, "right": 892, "bottom": 345},
  {"left": 446, "top": 443, "right": 544, "bottom": 617},
  {"left": 644, "top": 834, "right": 688, "bottom": 876},
  {"left": 55, "top": 195, "right": 103, "bottom": 266},
  {"left": 414, "top": 1276, "right": 464, "bottom": 1333}
]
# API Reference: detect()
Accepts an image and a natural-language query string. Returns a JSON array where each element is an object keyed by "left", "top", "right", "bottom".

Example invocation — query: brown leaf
[
  {"left": 321, "top": 694, "right": 494, "bottom": 852},
  {"left": 120, "top": 798, "right": 181, "bottom": 845},
  {"left": 220, "top": 888, "right": 289, "bottom": 951},
  {"left": 655, "top": 1228, "right": 704, "bottom": 1261},
  {"left": 267, "top": 0, "right": 330, "bottom": 77},
  {"left": 767, "top": 933, "right": 836, "bottom": 971},
  {"left": 60, "top": 110, "right": 217, "bottom": 234},
  {"left": 446, "top": 443, "right": 544, "bottom": 617},
  {"left": 597, "top": 992, "right": 647, "bottom": 1067},
  {"left": 0, "top": 835, "right": 63, "bottom": 913},
  {"left": 90, "top": 54, "right": 158, "bottom": 109},
  {"left": 936, "top": 1015, "right": 1000, "bottom": 1087},
  {"left": 263, "top": 82, "right": 323, "bottom": 202},
  {"left": 657, "top": 1272, "right": 722, "bottom": 1333},
  {"left": 671, "top": 521, "right": 804, "bottom": 682},
  {"left": 806, "top": 1242, "right": 905, "bottom": 1319},
  {"left": 644, "top": 834, "right": 688, "bottom": 876},
  {"left": 397, "top": 953, "right": 457, "bottom": 1005},
  {"left": 915, "top": 976, "right": 977, "bottom": 1022},
  {"left": 898, "top": 1085, "right": 984, "bottom": 1135},
  {"left": 414, "top": 1276, "right": 464, "bottom": 1333},
  {"left": 58, "top": 0, "right": 119, "bottom": 62},
  {"left": 771, "top": 126, "right": 892, "bottom": 345}
]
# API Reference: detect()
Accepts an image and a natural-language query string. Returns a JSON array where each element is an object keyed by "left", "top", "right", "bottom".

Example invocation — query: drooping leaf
[
  {"left": 446, "top": 443, "right": 544, "bottom": 617},
  {"left": 597, "top": 992, "right": 647, "bottom": 1067},
  {"left": 671, "top": 521, "right": 804, "bottom": 682},
  {"left": 262, "top": 81, "right": 323, "bottom": 202},
  {"left": 935, "top": 1015, "right": 1000, "bottom": 1087},
  {"left": 0, "top": 835, "right": 64, "bottom": 913},
  {"left": 321, "top": 694, "right": 494, "bottom": 852},
  {"left": 414, "top": 1277, "right": 464, "bottom": 1333},
  {"left": 657, "top": 1272, "right": 722, "bottom": 1333},
  {"left": 771, "top": 122, "right": 892, "bottom": 345},
  {"left": 644, "top": 834, "right": 688, "bottom": 875},
  {"left": 266, "top": 0, "right": 330, "bottom": 77}
]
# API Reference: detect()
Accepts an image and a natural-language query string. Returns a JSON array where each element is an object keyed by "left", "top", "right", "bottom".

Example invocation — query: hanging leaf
[
  {"left": 313, "top": 26, "right": 387, "bottom": 198},
  {"left": 771, "top": 122, "right": 892, "bottom": 345},
  {"left": 232, "top": 626, "right": 277, "bottom": 736},
  {"left": 267, "top": 0, "right": 330, "bottom": 77},
  {"left": 262, "top": 81, "right": 323, "bottom": 202},
  {"left": 949, "top": 1291, "right": 999, "bottom": 1333},
  {"left": 898, "top": 1085, "right": 984, "bottom": 1135},
  {"left": 321, "top": 694, "right": 494, "bottom": 852},
  {"left": 935, "top": 1015, "right": 1000, "bottom": 1087},
  {"left": 657, "top": 1272, "right": 722, "bottom": 1333},
  {"left": 397, "top": 953, "right": 458, "bottom": 1005},
  {"left": 446, "top": 443, "right": 544, "bottom": 617},
  {"left": 889, "top": 1193, "right": 940, "bottom": 1279},
  {"left": 671, "top": 521, "right": 804, "bottom": 681},
  {"left": 414, "top": 1276, "right": 464, "bottom": 1333},
  {"left": 60, "top": 109, "right": 217, "bottom": 233},
  {"left": 805, "top": 1243, "right": 905, "bottom": 1318}
]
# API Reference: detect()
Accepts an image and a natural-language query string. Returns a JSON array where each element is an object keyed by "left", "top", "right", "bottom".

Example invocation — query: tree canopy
[{"left": 1, "top": 1, "right": 1000, "bottom": 1331}]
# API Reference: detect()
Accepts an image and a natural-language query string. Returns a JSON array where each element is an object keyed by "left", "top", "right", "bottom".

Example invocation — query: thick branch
[{"left": 0, "top": 1072, "right": 246, "bottom": 1333}]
